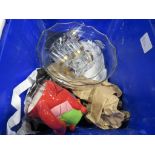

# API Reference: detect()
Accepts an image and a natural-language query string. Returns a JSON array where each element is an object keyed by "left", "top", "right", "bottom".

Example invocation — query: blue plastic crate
[{"left": 0, "top": 19, "right": 155, "bottom": 135}]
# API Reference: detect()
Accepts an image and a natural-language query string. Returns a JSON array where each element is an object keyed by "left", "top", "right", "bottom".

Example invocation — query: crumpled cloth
[{"left": 72, "top": 81, "right": 130, "bottom": 129}]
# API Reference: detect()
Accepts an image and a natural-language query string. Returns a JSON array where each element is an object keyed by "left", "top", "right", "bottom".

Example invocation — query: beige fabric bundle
[{"left": 73, "top": 81, "right": 130, "bottom": 129}]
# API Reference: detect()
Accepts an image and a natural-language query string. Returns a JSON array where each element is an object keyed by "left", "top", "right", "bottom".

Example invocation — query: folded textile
[{"left": 72, "top": 81, "right": 130, "bottom": 129}]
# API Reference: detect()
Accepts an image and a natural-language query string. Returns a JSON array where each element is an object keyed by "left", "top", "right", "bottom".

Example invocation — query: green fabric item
[{"left": 60, "top": 109, "right": 83, "bottom": 125}]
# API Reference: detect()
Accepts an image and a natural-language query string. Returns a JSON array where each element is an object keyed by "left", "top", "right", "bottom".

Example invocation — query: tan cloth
[{"left": 73, "top": 81, "right": 130, "bottom": 129}]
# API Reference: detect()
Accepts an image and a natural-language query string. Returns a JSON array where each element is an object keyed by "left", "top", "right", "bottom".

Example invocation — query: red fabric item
[{"left": 27, "top": 80, "right": 87, "bottom": 134}]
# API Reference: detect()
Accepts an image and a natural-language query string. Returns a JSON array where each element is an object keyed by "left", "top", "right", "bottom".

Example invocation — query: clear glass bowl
[{"left": 37, "top": 22, "right": 117, "bottom": 89}]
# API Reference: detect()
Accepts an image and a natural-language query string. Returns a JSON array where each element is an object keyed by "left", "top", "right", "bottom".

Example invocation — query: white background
[{"left": 0, "top": 0, "right": 155, "bottom": 19}]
